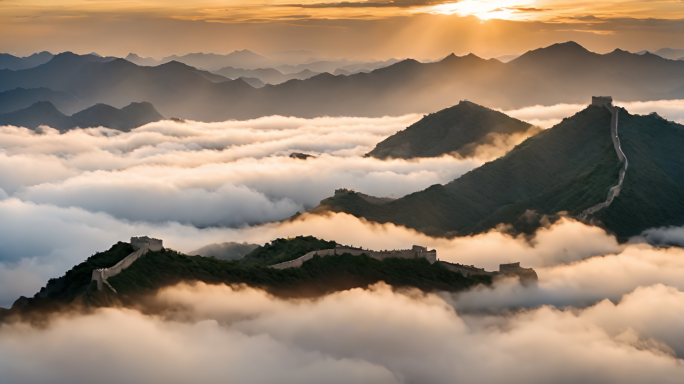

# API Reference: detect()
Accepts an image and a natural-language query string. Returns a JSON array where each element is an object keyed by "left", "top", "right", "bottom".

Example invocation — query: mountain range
[
  {"left": 125, "top": 49, "right": 276, "bottom": 70},
  {"left": 0, "top": 87, "right": 80, "bottom": 115},
  {"left": 212, "top": 66, "right": 320, "bottom": 85},
  {"left": 367, "top": 101, "right": 538, "bottom": 159},
  {"left": 5, "top": 42, "right": 684, "bottom": 121},
  {"left": 0, "top": 101, "right": 164, "bottom": 132},
  {"left": 0, "top": 51, "right": 54, "bottom": 70},
  {"left": 312, "top": 104, "right": 684, "bottom": 239}
]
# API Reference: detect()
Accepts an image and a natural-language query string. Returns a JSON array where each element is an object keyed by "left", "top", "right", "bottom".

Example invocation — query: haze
[
  {"left": 4, "top": 0, "right": 684, "bottom": 383},
  {"left": 4, "top": 0, "right": 684, "bottom": 58}
]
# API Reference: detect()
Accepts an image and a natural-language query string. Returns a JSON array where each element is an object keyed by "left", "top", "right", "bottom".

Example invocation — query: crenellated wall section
[{"left": 269, "top": 244, "right": 437, "bottom": 270}]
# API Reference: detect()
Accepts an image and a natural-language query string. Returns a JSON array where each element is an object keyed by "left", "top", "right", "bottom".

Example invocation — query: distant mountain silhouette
[
  {"left": 7, "top": 42, "right": 684, "bottom": 121},
  {"left": 212, "top": 66, "right": 319, "bottom": 85},
  {"left": 0, "top": 87, "right": 79, "bottom": 114},
  {"left": 0, "top": 51, "right": 53, "bottom": 70},
  {"left": 637, "top": 48, "right": 684, "bottom": 60},
  {"left": 313, "top": 104, "right": 684, "bottom": 239},
  {"left": 0, "top": 53, "right": 256, "bottom": 120},
  {"left": 124, "top": 53, "right": 162, "bottom": 66},
  {"left": 275, "top": 58, "right": 398, "bottom": 74},
  {"left": 0, "top": 101, "right": 164, "bottom": 132},
  {"left": 125, "top": 50, "right": 275, "bottom": 70},
  {"left": 238, "top": 77, "right": 265, "bottom": 88},
  {"left": 367, "top": 101, "right": 537, "bottom": 159}
]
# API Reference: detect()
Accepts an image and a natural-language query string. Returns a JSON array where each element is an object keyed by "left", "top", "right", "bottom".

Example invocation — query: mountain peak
[{"left": 367, "top": 101, "right": 533, "bottom": 160}]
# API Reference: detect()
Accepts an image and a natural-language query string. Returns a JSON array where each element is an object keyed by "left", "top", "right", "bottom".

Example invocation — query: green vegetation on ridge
[
  {"left": 319, "top": 105, "right": 684, "bottom": 238},
  {"left": 319, "top": 105, "right": 621, "bottom": 236},
  {"left": 11, "top": 236, "right": 486, "bottom": 312},
  {"left": 239, "top": 235, "right": 336, "bottom": 266}
]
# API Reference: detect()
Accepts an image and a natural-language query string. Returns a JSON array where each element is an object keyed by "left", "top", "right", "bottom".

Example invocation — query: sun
[{"left": 426, "top": 0, "right": 533, "bottom": 21}]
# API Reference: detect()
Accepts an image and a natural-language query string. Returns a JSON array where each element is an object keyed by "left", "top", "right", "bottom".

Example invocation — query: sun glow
[{"left": 427, "top": 0, "right": 535, "bottom": 21}]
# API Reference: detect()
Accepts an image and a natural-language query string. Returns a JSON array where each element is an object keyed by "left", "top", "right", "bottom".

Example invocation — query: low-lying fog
[{"left": 2, "top": 100, "right": 684, "bottom": 382}]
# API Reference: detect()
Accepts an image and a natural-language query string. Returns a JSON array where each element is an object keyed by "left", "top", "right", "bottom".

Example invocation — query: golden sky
[{"left": 3, "top": 1, "right": 684, "bottom": 58}]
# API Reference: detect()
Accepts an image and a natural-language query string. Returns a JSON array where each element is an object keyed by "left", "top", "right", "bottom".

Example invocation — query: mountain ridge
[
  {"left": 312, "top": 103, "right": 684, "bottom": 239},
  {"left": 5, "top": 42, "right": 684, "bottom": 121},
  {"left": 0, "top": 100, "right": 164, "bottom": 132},
  {"left": 367, "top": 100, "right": 538, "bottom": 159}
]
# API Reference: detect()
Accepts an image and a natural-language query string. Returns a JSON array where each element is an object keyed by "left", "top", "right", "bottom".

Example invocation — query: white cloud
[
  {"left": 1, "top": 282, "right": 683, "bottom": 383},
  {"left": 0, "top": 115, "right": 481, "bottom": 226}
]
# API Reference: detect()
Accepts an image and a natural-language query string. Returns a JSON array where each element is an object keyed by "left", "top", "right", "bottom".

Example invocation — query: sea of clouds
[{"left": 2, "top": 100, "right": 684, "bottom": 382}]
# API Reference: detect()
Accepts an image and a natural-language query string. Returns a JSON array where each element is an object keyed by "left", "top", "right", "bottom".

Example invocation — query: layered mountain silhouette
[
  {"left": 212, "top": 66, "right": 319, "bottom": 85},
  {"left": 637, "top": 48, "right": 684, "bottom": 60},
  {"left": 7, "top": 42, "right": 684, "bottom": 121},
  {"left": 0, "top": 101, "right": 164, "bottom": 132},
  {"left": 125, "top": 50, "right": 276, "bottom": 70},
  {"left": 367, "top": 101, "right": 538, "bottom": 159},
  {"left": 274, "top": 58, "right": 399, "bottom": 74},
  {"left": 313, "top": 104, "right": 684, "bottom": 239},
  {"left": 0, "top": 51, "right": 53, "bottom": 70},
  {"left": 0, "top": 87, "right": 80, "bottom": 114}
]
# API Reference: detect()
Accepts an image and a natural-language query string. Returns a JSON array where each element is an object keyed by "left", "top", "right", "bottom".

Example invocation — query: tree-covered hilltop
[
  {"left": 106, "top": 248, "right": 487, "bottom": 300},
  {"left": 367, "top": 100, "right": 537, "bottom": 159},
  {"left": 239, "top": 235, "right": 336, "bottom": 266},
  {"left": 314, "top": 105, "right": 684, "bottom": 239},
  {"left": 10, "top": 242, "right": 134, "bottom": 310},
  {"left": 7, "top": 236, "right": 489, "bottom": 314}
]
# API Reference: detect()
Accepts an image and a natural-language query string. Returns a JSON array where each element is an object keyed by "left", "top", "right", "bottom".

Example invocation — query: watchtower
[
  {"left": 592, "top": 96, "right": 613, "bottom": 106},
  {"left": 131, "top": 236, "right": 163, "bottom": 251}
]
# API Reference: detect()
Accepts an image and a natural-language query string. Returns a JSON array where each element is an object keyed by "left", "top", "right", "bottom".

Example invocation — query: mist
[
  {"left": 0, "top": 115, "right": 484, "bottom": 227},
  {"left": 1, "top": 281, "right": 683, "bottom": 383}
]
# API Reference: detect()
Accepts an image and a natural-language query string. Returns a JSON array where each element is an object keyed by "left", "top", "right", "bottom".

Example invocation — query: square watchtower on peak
[
  {"left": 131, "top": 236, "right": 163, "bottom": 251},
  {"left": 592, "top": 96, "right": 613, "bottom": 106}
]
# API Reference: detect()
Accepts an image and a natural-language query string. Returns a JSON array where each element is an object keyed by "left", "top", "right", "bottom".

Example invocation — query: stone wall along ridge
[
  {"left": 578, "top": 98, "right": 629, "bottom": 219},
  {"left": 269, "top": 244, "right": 437, "bottom": 270},
  {"left": 91, "top": 237, "right": 163, "bottom": 293}
]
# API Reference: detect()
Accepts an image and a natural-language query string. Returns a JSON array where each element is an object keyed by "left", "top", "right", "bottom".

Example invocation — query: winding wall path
[{"left": 578, "top": 105, "right": 629, "bottom": 219}]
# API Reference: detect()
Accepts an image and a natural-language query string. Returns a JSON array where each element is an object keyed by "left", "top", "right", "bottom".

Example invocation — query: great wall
[
  {"left": 578, "top": 96, "right": 629, "bottom": 219},
  {"left": 91, "top": 236, "right": 163, "bottom": 292},
  {"left": 91, "top": 238, "right": 537, "bottom": 292},
  {"left": 269, "top": 244, "right": 437, "bottom": 269},
  {"left": 269, "top": 243, "right": 538, "bottom": 282}
]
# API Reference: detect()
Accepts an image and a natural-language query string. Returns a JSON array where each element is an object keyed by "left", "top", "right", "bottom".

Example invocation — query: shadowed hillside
[
  {"left": 367, "top": 100, "right": 538, "bottom": 159},
  {"left": 313, "top": 104, "right": 684, "bottom": 239}
]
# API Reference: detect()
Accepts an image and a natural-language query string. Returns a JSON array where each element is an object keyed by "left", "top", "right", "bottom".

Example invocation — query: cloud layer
[
  {"left": 0, "top": 115, "right": 482, "bottom": 227},
  {"left": 2, "top": 105, "right": 684, "bottom": 382},
  {"left": 1, "top": 282, "right": 683, "bottom": 383}
]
